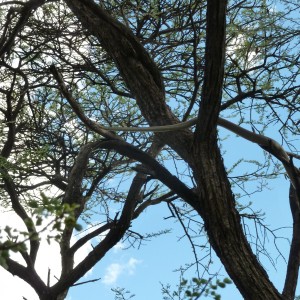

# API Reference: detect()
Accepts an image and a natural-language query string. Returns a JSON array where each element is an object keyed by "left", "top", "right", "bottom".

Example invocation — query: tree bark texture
[
  {"left": 61, "top": 0, "right": 284, "bottom": 299},
  {"left": 2, "top": 0, "right": 293, "bottom": 299}
]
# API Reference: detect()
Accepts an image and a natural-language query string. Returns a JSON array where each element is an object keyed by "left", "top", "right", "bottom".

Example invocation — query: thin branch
[
  {"left": 0, "top": 0, "right": 47, "bottom": 58},
  {"left": 72, "top": 277, "right": 101, "bottom": 287}
]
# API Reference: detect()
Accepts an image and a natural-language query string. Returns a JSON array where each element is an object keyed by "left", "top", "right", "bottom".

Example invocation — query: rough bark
[
  {"left": 64, "top": 0, "right": 194, "bottom": 163},
  {"left": 2, "top": 1, "right": 297, "bottom": 299},
  {"left": 60, "top": 0, "right": 285, "bottom": 299},
  {"left": 282, "top": 184, "right": 300, "bottom": 299},
  {"left": 191, "top": 1, "right": 282, "bottom": 299},
  {"left": 191, "top": 142, "right": 282, "bottom": 299}
]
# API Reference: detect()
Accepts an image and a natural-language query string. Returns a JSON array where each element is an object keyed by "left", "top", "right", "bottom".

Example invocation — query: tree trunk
[
  {"left": 62, "top": 0, "right": 286, "bottom": 299},
  {"left": 190, "top": 141, "right": 283, "bottom": 300}
]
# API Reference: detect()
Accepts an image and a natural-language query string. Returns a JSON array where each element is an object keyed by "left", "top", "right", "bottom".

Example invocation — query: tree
[{"left": 0, "top": 0, "right": 299, "bottom": 299}]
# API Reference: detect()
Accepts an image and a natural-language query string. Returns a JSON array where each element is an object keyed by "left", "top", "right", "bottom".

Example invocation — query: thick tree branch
[
  {"left": 63, "top": 0, "right": 194, "bottom": 163},
  {"left": 53, "top": 2, "right": 291, "bottom": 298},
  {"left": 194, "top": 0, "right": 227, "bottom": 141},
  {"left": 6, "top": 258, "right": 49, "bottom": 298},
  {"left": 191, "top": 1, "right": 282, "bottom": 299},
  {"left": 59, "top": 141, "right": 104, "bottom": 281},
  {"left": 49, "top": 137, "right": 197, "bottom": 294},
  {"left": 218, "top": 117, "right": 300, "bottom": 190},
  {"left": 282, "top": 184, "right": 300, "bottom": 299}
]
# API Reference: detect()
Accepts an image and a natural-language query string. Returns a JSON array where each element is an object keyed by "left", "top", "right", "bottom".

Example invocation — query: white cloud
[
  {"left": 102, "top": 263, "right": 123, "bottom": 285},
  {"left": 127, "top": 258, "right": 141, "bottom": 275},
  {"left": 227, "top": 33, "right": 259, "bottom": 69},
  {"left": 102, "top": 257, "right": 142, "bottom": 285}
]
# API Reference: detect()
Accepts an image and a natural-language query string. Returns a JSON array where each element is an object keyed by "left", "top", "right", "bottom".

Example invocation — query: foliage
[
  {"left": 112, "top": 287, "right": 135, "bottom": 300},
  {"left": 161, "top": 276, "right": 232, "bottom": 300},
  {"left": 0, "top": 0, "right": 299, "bottom": 299}
]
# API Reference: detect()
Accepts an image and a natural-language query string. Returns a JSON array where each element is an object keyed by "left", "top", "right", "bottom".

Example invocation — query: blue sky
[
  {"left": 66, "top": 181, "right": 292, "bottom": 300},
  {"left": 66, "top": 126, "right": 298, "bottom": 300},
  {"left": 0, "top": 111, "right": 297, "bottom": 300}
]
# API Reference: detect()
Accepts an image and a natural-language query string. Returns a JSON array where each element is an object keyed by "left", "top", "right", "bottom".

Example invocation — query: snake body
[{"left": 101, "top": 118, "right": 198, "bottom": 132}]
